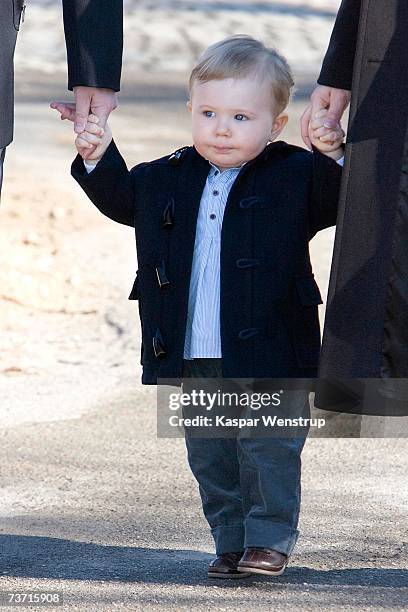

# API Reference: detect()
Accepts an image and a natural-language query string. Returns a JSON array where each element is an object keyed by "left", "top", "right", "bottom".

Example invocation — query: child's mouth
[{"left": 213, "top": 146, "right": 233, "bottom": 153}]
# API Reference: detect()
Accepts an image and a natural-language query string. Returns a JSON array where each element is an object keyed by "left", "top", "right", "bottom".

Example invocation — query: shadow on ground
[{"left": 1, "top": 534, "right": 406, "bottom": 589}]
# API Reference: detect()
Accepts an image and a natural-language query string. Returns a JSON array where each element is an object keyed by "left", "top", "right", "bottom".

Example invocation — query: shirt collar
[{"left": 207, "top": 160, "right": 247, "bottom": 177}]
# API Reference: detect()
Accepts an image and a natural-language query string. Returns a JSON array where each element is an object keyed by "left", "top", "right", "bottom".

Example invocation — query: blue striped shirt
[{"left": 183, "top": 162, "right": 243, "bottom": 359}]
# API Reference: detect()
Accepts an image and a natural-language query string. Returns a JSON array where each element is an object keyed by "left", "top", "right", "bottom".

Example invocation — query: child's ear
[
  {"left": 186, "top": 100, "right": 192, "bottom": 113},
  {"left": 270, "top": 113, "right": 288, "bottom": 140}
]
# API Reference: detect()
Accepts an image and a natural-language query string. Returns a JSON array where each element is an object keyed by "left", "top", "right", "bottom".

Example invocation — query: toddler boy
[{"left": 57, "top": 35, "right": 344, "bottom": 578}]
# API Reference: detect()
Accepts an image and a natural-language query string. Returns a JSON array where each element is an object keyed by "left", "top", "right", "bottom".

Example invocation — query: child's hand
[
  {"left": 308, "top": 109, "right": 345, "bottom": 160},
  {"left": 75, "top": 115, "right": 112, "bottom": 164}
]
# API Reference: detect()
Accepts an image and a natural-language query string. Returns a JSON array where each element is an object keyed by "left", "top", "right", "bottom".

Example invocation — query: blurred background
[{"left": 1, "top": 0, "right": 342, "bottom": 422}]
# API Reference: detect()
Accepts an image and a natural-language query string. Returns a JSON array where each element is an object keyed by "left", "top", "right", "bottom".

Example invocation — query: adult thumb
[
  {"left": 93, "top": 108, "right": 109, "bottom": 130},
  {"left": 324, "top": 94, "right": 347, "bottom": 129},
  {"left": 74, "top": 90, "right": 91, "bottom": 133}
]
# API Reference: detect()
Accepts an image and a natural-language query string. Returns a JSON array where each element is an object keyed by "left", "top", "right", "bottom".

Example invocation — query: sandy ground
[{"left": 0, "top": 2, "right": 407, "bottom": 610}]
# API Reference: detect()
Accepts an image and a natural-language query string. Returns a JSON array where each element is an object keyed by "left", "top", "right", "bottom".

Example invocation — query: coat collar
[{"left": 188, "top": 140, "right": 290, "bottom": 176}]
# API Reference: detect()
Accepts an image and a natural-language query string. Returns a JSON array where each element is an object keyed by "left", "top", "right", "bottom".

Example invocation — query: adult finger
[
  {"left": 309, "top": 86, "right": 334, "bottom": 129},
  {"left": 50, "top": 101, "right": 76, "bottom": 122},
  {"left": 74, "top": 88, "right": 92, "bottom": 134},
  {"left": 92, "top": 107, "right": 110, "bottom": 130},
  {"left": 323, "top": 92, "right": 349, "bottom": 129}
]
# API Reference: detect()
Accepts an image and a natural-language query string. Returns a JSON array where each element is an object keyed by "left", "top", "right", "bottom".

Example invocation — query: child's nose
[{"left": 215, "top": 120, "right": 231, "bottom": 136}]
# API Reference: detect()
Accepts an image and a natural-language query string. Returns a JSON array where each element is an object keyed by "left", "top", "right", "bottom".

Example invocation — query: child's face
[{"left": 188, "top": 76, "right": 288, "bottom": 170}]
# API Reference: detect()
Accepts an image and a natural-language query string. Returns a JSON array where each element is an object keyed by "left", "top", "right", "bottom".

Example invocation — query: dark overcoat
[
  {"left": 316, "top": 0, "right": 408, "bottom": 414},
  {"left": 71, "top": 140, "right": 341, "bottom": 385},
  {"left": 0, "top": 0, "right": 123, "bottom": 149}
]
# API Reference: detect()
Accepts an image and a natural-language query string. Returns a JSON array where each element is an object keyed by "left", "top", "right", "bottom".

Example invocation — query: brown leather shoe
[
  {"left": 237, "top": 548, "right": 288, "bottom": 576},
  {"left": 208, "top": 552, "right": 251, "bottom": 579}
]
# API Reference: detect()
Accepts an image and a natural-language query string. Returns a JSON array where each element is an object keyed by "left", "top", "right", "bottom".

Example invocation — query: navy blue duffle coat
[{"left": 72, "top": 140, "right": 341, "bottom": 384}]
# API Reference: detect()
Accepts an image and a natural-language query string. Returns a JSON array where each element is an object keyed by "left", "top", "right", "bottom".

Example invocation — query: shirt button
[
  {"left": 210, "top": 213, "right": 216, "bottom": 219},
  {"left": 214, "top": 170, "right": 219, "bottom": 176},
  {"left": 212, "top": 190, "right": 219, "bottom": 196}
]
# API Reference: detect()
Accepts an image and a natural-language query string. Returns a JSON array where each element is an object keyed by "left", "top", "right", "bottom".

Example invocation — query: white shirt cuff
[{"left": 83, "top": 160, "right": 98, "bottom": 174}]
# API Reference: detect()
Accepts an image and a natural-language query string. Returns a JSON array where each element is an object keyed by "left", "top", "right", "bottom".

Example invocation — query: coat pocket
[
  {"left": 293, "top": 276, "right": 323, "bottom": 368},
  {"left": 13, "top": 0, "right": 26, "bottom": 30}
]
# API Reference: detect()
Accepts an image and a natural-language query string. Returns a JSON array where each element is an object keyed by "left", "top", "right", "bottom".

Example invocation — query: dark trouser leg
[
  {"left": 0, "top": 0, "right": 19, "bottom": 156},
  {"left": 0, "top": 148, "right": 6, "bottom": 200},
  {"left": 182, "top": 358, "right": 245, "bottom": 554}
]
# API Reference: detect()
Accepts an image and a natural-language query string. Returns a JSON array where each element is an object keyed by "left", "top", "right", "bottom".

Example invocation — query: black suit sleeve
[
  {"left": 318, "top": 0, "right": 362, "bottom": 90},
  {"left": 62, "top": 0, "right": 123, "bottom": 91},
  {"left": 71, "top": 140, "right": 137, "bottom": 227},
  {"left": 308, "top": 148, "right": 343, "bottom": 238}
]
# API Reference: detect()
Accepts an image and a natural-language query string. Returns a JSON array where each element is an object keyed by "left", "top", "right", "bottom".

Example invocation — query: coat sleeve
[
  {"left": 71, "top": 140, "right": 138, "bottom": 227},
  {"left": 308, "top": 148, "right": 343, "bottom": 239},
  {"left": 318, "top": 0, "right": 362, "bottom": 90},
  {"left": 62, "top": 0, "right": 123, "bottom": 92}
]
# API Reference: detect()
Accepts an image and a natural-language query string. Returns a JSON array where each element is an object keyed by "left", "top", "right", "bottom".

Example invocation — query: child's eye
[
  {"left": 203, "top": 110, "right": 215, "bottom": 118},
  {"left": 235, "top": 114, "right": 248, "bottom": 121}
]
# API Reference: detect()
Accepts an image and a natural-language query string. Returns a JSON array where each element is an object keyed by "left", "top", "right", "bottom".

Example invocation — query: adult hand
[
  {"left": 50, "top": 87, "right": 117, "bottom": 158},
  {"left": 300, "top": 85, "right": 351, "bottom": 148},
  {"left": 50, "top": 87, "right": 118, "bottom": 132},
  {"left": 73, "top": 86, "right": 118, "bottom": 133}
]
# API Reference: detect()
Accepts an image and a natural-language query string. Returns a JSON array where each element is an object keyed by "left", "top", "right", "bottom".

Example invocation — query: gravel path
[{"left": 1, "top": 404, "right": 407, "bottom": 610}]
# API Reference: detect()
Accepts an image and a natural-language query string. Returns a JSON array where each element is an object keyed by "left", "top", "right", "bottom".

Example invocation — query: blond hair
[{"left": 189, "top": 35, "right": 294, "bottom": 114}]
